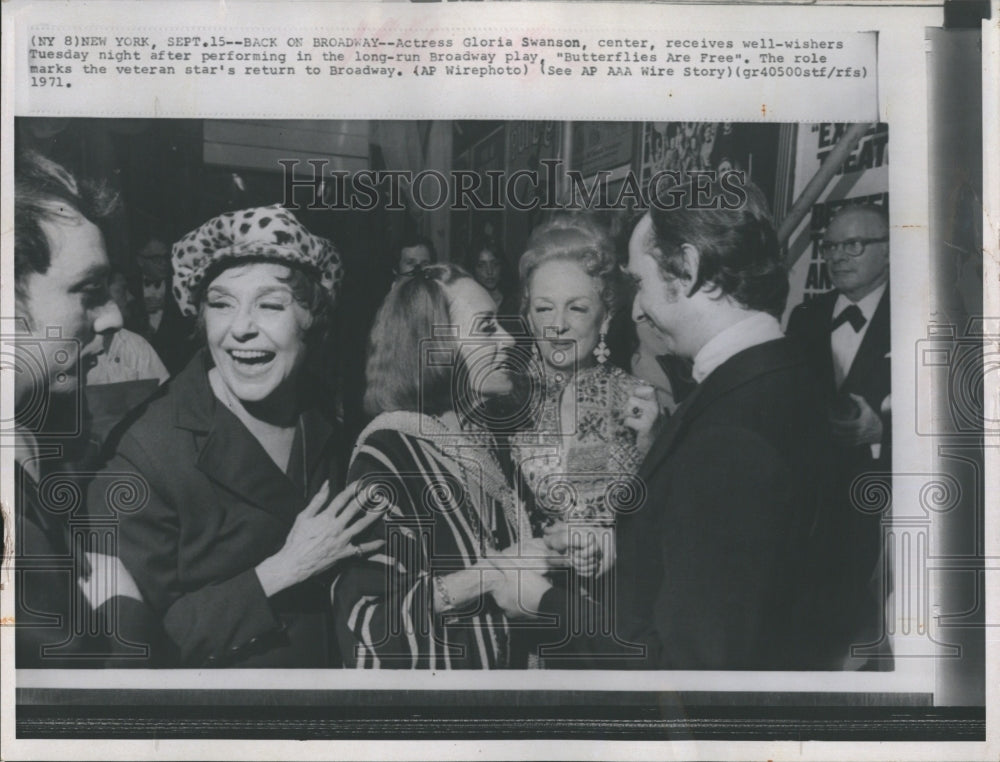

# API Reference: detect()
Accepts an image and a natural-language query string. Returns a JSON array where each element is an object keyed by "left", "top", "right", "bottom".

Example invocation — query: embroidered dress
[
  {"left": 331, "top": 412, "right": 530, "bottom": 669},
  {"left": 511, "top": 364, "right": 646, "bottom": 525}
]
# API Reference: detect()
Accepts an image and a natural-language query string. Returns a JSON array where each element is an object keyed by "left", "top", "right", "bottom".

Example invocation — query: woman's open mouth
[{"left": 228, "top": 349, "right": 276, "bottom": 369}]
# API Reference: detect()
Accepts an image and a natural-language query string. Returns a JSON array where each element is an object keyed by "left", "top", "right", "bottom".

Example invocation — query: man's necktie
[{"left": 831, "top": 304, "right": 866, "bottom": 333}]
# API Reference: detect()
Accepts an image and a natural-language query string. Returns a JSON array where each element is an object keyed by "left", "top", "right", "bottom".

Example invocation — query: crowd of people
[{"left": 12, "top": 149, "right": 892, "bottom": 671}]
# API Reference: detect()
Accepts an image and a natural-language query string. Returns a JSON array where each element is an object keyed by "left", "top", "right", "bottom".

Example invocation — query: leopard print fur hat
[{"left": 171, "top": 204, "right": 343, "bottom": 317}]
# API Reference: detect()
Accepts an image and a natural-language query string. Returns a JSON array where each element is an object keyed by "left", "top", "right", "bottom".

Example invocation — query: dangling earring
[
  {"left": 593, "top": 332, "right": 610, "bottom": 365},
  {"left": 530, "top": 339, "right": 549, "bottom": 382}
]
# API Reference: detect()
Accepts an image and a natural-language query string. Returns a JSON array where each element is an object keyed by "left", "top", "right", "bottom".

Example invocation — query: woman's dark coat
[{"left": 92, "top": 352, "right": 341, "bottom": 667}]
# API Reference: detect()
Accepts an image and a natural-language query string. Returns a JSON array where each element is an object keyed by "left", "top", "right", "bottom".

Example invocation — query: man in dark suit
[
  {"left": 786, "top": 203, "right": 891, "bottom": 666},
  {"left": 606, "top": 181, "right": 855, "bottom": 669},
  {"left": 12, "top": 150, "right": 159, "bottom": 666},
  {"left": 510, "top": 179, "right": 855, "bottom": 669},
  {"left": 787, "top": 204, "right": 890, "bottom": 460}
]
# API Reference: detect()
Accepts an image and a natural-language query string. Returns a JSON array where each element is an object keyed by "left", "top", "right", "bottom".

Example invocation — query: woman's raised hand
[
  {"left": 623, "top": 383, "right": 660, "bottom": 452},
  {"left": 255, "top": 480, "right": 386, "bottom": 598},
  {"left": 482, "top": 538, "right": 563, "bottom": 619}
]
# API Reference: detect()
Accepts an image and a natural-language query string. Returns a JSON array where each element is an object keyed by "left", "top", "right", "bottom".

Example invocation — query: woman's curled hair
[{"left": 518, "top": 213, "right": 628, "bottom": 319}]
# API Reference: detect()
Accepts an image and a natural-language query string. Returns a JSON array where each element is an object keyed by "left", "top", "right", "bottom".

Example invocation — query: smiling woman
[
  {"left": 330, "top": 263, "right": 563, "bottom": 669},
  {"left": 88, "top": 205, "right": 383, "bottom": 667},
  {"left": 201, "top": 263, "right": 317, "bottom": 471},
  {"left": 512, "top": 215, "right": 659, "bottom": 527}
]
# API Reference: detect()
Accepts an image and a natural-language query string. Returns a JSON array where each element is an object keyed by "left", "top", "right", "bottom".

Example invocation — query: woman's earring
[
  {"left": 530, "top": 339, "right": 545, "bottom": 371},
  {"left": 593, "top": 332, "right": 610, "bottom": 365}
]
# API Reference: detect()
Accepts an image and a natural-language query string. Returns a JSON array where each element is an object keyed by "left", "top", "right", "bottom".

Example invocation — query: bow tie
[{"left": 831, "top": 304, "right": 866, "bottom": 333}]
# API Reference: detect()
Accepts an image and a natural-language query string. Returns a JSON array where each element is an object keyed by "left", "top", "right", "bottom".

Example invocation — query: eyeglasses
[{"left": 819, "top": 237, "right": 888, "bottom": 259}]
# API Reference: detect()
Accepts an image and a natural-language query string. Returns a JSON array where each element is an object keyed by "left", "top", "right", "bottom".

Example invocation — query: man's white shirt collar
[
  {"left": 692, "top": 311, "right": 784, "bottom": 384},
  {"left": 829, "top": 281, "right": 887, "bottom": 391}
]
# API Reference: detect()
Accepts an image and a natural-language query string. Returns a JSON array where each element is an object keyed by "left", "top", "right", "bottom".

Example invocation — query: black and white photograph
[{"left": 1, "top": 1, "right": 995, "bottom": 760}]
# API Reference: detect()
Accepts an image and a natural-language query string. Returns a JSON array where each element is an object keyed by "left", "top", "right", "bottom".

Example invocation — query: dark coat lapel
[
  {"left": 638, "top": 338, "right": 796, "bottom": 483},
  {"left": 196, "top": 410, "right": 304, "bottom": 523},
  {"left": 299, "top": 403, "right": 336, "bottom": 493},
  {"left": 637, "top": 382, "right": 704, "bottom": 484},
  {"left": 842, "top": 287, "right": 890, "bottom": 396},
  {"left": 814, "top": 291, "right": 838, "bottom": 394},
  {"left": 172, "top": 351, "right": 331, "bottom": 523},
  {"left": 792, "top": 290, "right": 838, "bottom": 395},
  {"left": 15, "top": 459, "right": 67, "bottom": 555}
]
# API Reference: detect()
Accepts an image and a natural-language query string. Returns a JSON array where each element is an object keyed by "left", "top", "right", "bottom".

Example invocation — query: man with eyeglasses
[{"left": 787, "top": 202, "right": 891, "bottom": 669}]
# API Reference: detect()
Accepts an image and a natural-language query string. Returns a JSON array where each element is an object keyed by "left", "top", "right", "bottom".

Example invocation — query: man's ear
[{"left": 678, "top": 243, "right": 701, "bottom": 297}]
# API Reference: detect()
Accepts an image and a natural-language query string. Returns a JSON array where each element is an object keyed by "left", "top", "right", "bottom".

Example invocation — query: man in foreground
[
  {"left": 510, "top": 179, "right": 857, "bottom": 669},
  {"left": 11, "top": 151, "right": 153, "bottom": 666}
]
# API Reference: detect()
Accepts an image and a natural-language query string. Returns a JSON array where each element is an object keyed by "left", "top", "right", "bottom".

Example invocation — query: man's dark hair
[
  {"left": 465, "top": 238, "right": 517, "bottom": 295},
  {"left": 646, "top": 176, "right": 789, "bottom": 318},
  {"left": 396, "top": 233, "right": 437, "bottom": 262},
  {"left": 14, "top": 150, "right": 119, "bottom": 298}
]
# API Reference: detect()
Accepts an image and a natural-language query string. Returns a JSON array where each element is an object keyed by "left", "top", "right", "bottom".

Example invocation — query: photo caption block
[{"left": 17, "top": 26, "right": 878, "bottom": 121}]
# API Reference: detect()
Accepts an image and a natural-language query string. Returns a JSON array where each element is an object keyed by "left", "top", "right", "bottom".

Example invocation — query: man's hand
[
  {"left": 488, "top": 536, "right": 567, "bottom": 571},
  {"left": 543, "top": 521, "right": 613, "bottom": 577},
  {"left": 829, "top": 393, "right": 883, "bottom": 447},
  {"left": 490, "top": 566, "right": 554, "bottom": 618},
  {"left": 483, "top": 538, "right": 562, "bottom": 618}
]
